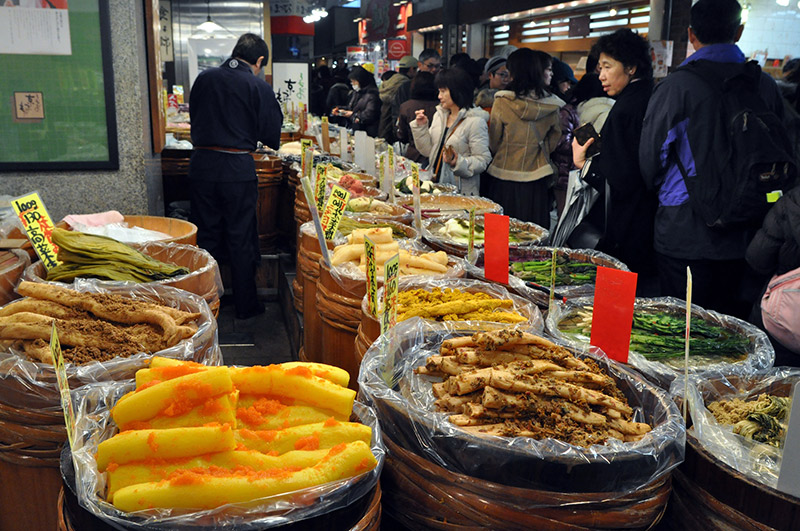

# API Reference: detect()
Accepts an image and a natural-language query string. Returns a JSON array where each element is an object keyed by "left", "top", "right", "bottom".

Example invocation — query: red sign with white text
[{"left": 387, "top": 39, "right": 409, "bottom": 60}]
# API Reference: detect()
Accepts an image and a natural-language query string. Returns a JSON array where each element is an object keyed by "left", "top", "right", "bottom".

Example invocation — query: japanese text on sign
[
  {"left": 365, "top": 236, "right": 378, "bottom": 317},
  {"left": 381, "top": 254, "right": 400, "bottom": 334},
  {"left": 11, "top": 192, "right": 60, "bottom": 270},
  {"left": 315, "top": 164, "right": 327, "bottom": 214},
  {"left": 51, "top": 324, "right": 75, "bottom": 449},
  {"left": 320, "top": 185, "right": 351, "bottom": 240},
  {"left": 468, "top": 208, "right": 476, "bottom": 262}
]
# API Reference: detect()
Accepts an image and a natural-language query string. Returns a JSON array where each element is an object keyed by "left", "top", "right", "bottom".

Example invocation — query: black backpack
[{"left": 674, "top": 60, "right": 797, "bottom": 229}]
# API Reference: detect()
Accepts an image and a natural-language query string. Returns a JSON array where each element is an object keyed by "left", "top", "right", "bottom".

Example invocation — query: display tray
[
  {"left": 468, "top": 246, "right": 628, "bottom": 308},
  {"left": 358, "top": 320, "right": 685, "bottom": 493}
]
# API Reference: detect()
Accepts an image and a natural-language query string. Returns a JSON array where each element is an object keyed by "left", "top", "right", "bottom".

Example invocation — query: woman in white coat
[{"left": 409, "top": 68, "right": 491, "bottom": 196}]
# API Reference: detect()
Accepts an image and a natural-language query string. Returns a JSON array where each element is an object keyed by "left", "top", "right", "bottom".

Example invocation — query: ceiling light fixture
[
  {"left": 197, "top": 0, "right": 224, "bottom": 33},
  {"left": 304, "top": 7, "right": 328, "bottom": 23},
  {"left": 609, "top": 7, "right": 618, "bottom": 15}
]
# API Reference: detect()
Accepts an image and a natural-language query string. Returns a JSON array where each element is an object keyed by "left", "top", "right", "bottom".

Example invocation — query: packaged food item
[
  {"left": 68, "top": 359, "right": 385, "bottom": 526},
  {"left": 548, "top": 297, "right": 774, "bottom": 389}
]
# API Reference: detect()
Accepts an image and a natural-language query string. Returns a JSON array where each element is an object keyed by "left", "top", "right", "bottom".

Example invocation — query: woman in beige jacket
[
  {"left": 410, "top": 68, "right": 491, "bottom": 196},
  {"left": 485, "top": 48, "right": 564, "bottom": 226}
]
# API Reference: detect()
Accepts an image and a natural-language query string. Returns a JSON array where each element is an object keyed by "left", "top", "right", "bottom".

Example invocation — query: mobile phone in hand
[{"left": 574, "top": 122, "right": 601, "bottom": 159}]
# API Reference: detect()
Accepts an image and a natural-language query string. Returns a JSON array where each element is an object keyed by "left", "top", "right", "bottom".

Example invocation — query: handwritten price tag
[
  {"left": 365, "top": 236, "right": 378, "bottom": 317},
  {"left": 12, "top": 192, "right": 60, "bottom": 270},
  {"left": 50, "top": 324, "right": 75, "bottom": 449},
  {"left": 315, "top": 164, "right": 327, "bottom": 214},
  {"left": 320, "top": 185, "right": 351, "bottom": 240},
  {"left": 381, "top": 253, "right": 400, "bottom": 335}
]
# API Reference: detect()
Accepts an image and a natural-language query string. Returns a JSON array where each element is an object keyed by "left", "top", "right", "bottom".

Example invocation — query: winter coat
[
  {"left": 576, "top": 97, "right": 615, "bottom": 134},
  {"left": 397, "top": 97, "right": 438, "bottom": 165},
  {"left": 746, "top": 187, "right": 800, "bottom": 277},
  {"left": 378, "top": 73, "right": 410, "bottom": 142},
  {"left": 581, "top": 77, "right": 657, "bottom": 275},
  {"left": 551, "top": 103, "right": 580, "bottom": 190},
  {"left": 487, "top": 90, "right": 564, "bottom": 182},
  {"left": 410, "top": 105, "right": 491, "bottom": 196},
  {"left": 474, "top": 88, "right": 499, "bottom": 111},
  {"left": 345, "top": 86, "right": 381, "bottom": 137},
  {"left": 639, "top": 44, "right": 786, "bottom": 261}
]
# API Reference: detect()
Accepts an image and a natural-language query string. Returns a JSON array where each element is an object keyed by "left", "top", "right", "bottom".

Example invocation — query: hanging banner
[{"left": 272, "top": 62, "right": 309, "bottom": 111}]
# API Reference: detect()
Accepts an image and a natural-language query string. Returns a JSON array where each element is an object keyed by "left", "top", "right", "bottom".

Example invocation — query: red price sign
[
  {"left": 590, "top": 267, "right": 638, "bottom": 363},
  {"left": 483, "top": 213, "right": 509, "bottom": 284}
]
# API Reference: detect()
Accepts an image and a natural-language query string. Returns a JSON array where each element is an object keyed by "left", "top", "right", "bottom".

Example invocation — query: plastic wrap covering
[
  {"left": 299, "top": 218, "right": 418, "bottom": 246},
  {"left": 467, "top": 246, "right": 628, "bottom": 308},
  {"left": 68, "top": 381, "right": 385, "bottom": 530},
  {"left": 328, "top": 239, "right": 467, "bottom": 298},
  {"left": 0, "top": 249, "right": 30, "bottom": 307},
  {"left": 423, "top": 213, "right": 548, "bottom": 258},
  {"left": 22, "top": 241, "right": 223, "bottom": 310},
  {"left": 396, "top": 193, "right": 503, "bottom": 218},
  {"left": 362, "top": 277, "right": 545, "bottom": 337},
  {"left": 344, "top": 205, "right": 413, "bottom": 225},
  {"left": 358, "top": 318, "right": 685, "bottom": 495},
  {"left": 672, "top": 369, "right": 799, "bottom": 489},
  {"left": 548, "top": 296, "right": 775, "bottom": 391},
  {"left": 0, "top": 282, "right": 221, "bottom": 411}
]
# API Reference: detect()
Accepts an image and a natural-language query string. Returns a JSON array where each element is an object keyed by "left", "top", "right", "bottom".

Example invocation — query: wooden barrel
[
  {"left": 0, "top": 249, "right": 29, "bottom": 307},
  {"left": 279, "top": 160, "right": 298, "bottom": 254},
  {"left": 24, "top": 241, "right": 222, "bottom": 319},
  {"left": 317, "top": 259, "right": 367, "bottom": 391},
  {"left": 58, "top": 473, "right": 381, "bottom": 530},
  {"left": 253, "top": 154, "right": 284, "bottom": 253},
  {"left": 381, "top": 435, "right": 669, "bottom": 530},
  {"left": 10, "top": 215, "right": 198, "bottom": 262},
  {"left": 301, "top": 228, "right": 334, "bottom": 362},
  {"left": 119, "top": 215, "right": 198, "bottom": 246},
  {"left": 659, "top": 434, "right": 799, "bottom": 530},
  {"left": 1, "top": 456, "right": 62, "bottom": 531}
]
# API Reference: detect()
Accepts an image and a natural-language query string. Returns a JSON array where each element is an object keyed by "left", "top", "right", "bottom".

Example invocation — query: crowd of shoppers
[{"left": 304, "top": 0, "right": 800, "bottom": 355}]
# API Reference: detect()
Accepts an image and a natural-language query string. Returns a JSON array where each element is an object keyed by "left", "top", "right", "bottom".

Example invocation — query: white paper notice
[
  {"left": 0, "top": 5, "right": 72, "bottom": 55},
  {"left": 354, "top": 130, "right": 369, "bottom": 172}
]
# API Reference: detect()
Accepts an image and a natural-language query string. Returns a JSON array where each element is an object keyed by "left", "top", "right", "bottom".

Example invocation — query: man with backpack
[{"left": 639, "top": 0, "right": 795, "bottom": 318}]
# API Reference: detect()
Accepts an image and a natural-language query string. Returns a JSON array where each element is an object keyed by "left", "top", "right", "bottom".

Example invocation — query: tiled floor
[{"left": 216, "top": 294, "right": 294, "bottom": 367}]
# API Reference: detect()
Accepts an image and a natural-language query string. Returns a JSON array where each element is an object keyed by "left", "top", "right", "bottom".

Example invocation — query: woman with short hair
[{"left": 410, "top": 68, "right": 491, "bottom": 196}]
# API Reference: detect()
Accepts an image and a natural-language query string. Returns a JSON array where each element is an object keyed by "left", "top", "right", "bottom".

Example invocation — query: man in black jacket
[
  {"left": 639, "top": 0, "right": 785, "bottom": 318},
  {"left": 189, "top": 33, "right": 282, "bottom": 320}
]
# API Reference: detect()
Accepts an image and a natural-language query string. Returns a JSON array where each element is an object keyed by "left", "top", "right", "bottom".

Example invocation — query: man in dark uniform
[{"left": 189, "top": 33, "right": 282, "bottom": 319}]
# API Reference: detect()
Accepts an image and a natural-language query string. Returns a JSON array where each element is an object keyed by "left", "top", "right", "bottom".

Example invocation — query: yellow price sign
[
  {"left": 379, "top": 153, "right": 385, "bottom": 183},
  {"left": 388, "top": 145, "right": 395, "bottom": 171},
  {"left": 50, "top": 324, "right": 76, "bottom": 449},
  {"left": 411, "top": 162, "right": 422, "bottom": 231},
  {"left": 12, "top": 192, "right": 60, "bottom": 270},
  {"left": 315, "top": 164, "right": 327, "bottom": 214},
  {"left": 320, "top": 185, "right": 351, "bottom": 240},
  {"left": 381, "top": 253, "right": 400, "bottom": 335},
  {"left": 365, "top": 236, "right": 378, "bottom": 317}
]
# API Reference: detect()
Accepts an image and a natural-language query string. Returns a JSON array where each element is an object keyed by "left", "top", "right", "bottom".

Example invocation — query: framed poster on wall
[{"left": 0, "top": 0, "right": 118, "bottom": 171}]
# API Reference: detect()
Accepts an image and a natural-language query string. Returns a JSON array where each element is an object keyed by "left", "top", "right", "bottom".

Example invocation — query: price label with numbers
[
  {"left": 320, "top": 185, "right": 351, "bottom": 240},
  {"left": 11, "top": 192, "right": 60, "bottom": 270}
]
